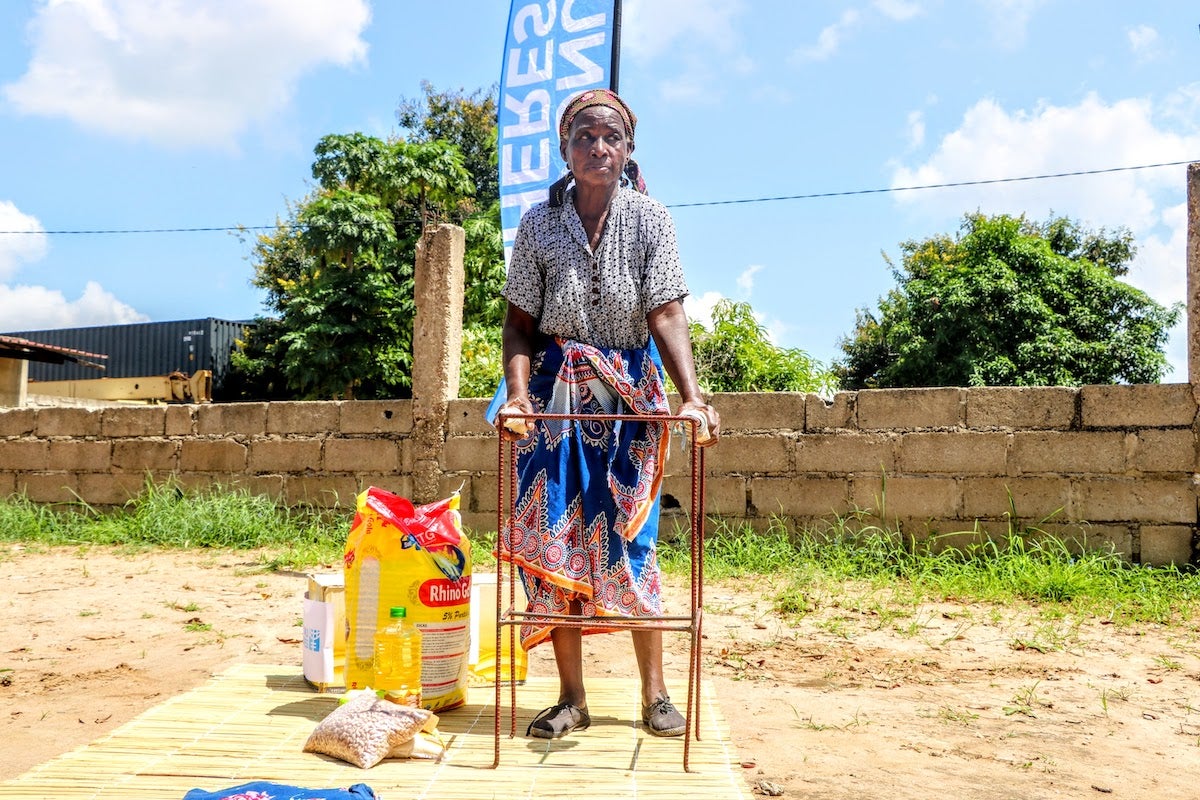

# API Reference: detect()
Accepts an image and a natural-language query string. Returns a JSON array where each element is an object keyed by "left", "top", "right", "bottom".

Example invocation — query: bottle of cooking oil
[{"left": 373, "top": 606, "right": 422, "bottom": 707}]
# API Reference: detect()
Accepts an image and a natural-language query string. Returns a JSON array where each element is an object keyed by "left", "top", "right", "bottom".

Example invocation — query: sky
[{"left": 1, "top": 0, "right": 1198, "bottom": 379}]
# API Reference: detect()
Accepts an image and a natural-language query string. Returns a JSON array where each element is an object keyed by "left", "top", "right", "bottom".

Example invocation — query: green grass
[
  {"left": 660, "top": 515, "right": 1200, "bottom": 626},
  {"left": 4, "top": 483, "right": 1199, "bottom": 628}
]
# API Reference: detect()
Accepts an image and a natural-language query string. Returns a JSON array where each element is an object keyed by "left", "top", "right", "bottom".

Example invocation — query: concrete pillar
[
  {"left": 1188, "top": 163, "right": 1200, "bottom": 396},
  {"left": 0, "top": 359, "right": 28, "bottom": 408},
  {"left": 410, "top": 223, "right": 466, "bottom": 503}
]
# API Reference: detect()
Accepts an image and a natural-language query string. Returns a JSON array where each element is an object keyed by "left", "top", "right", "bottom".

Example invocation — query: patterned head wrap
[
  {"left": 557, "top": 88, "right": 637, "bottom": 142},
  {"left": 552, "top": 88, "right": 647, "bottom": 203}
]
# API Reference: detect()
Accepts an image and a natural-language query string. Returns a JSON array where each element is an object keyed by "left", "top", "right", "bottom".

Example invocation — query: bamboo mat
[{"left": 2, "top": 664, "right": 750, "bottom": 799}]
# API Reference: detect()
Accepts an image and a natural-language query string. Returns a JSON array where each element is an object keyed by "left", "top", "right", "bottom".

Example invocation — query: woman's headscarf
[{"left": 550, "top": 88, "right": 647, "bottom": 205}]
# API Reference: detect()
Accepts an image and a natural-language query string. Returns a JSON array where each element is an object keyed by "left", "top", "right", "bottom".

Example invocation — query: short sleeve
[
  {"left": 502, "top": 213, "right": 544, "bottom": 319},
  {"left": 640, "top": 201, "right": 689, "bottom": 311}
]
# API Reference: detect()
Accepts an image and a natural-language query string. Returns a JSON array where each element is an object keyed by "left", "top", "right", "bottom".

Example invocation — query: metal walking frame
[{"left": 491, "top": 411, "right": 708, "bottom": 771}]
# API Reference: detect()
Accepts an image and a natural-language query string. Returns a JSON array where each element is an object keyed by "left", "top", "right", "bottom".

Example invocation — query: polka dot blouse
[{"left": 503, "top": 186, "right": 690, "bottom": 350}]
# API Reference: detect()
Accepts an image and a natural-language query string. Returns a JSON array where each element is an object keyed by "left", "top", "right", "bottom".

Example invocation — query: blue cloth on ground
[{"left": 183, "top": 782, "right": 376, "bottom": 800}]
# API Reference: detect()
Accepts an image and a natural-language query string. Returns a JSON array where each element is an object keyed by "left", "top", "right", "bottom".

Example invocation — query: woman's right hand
[{"left": 497, "top": 395, "right": 535, "bottom": 441}]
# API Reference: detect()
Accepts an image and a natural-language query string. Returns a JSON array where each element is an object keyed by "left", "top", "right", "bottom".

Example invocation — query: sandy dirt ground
[{"left": 3, "top": 544, "right": 1200, "bottom": 798}]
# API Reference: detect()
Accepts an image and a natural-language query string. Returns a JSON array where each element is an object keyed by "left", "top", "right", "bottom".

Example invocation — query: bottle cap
[{"left": 389, "top": 607, "right": 406, "bottom": 618}]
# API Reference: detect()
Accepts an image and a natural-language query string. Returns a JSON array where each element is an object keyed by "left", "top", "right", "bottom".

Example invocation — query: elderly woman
[{"left": 497, "top": 88, "right": 720, "bottom": 740}]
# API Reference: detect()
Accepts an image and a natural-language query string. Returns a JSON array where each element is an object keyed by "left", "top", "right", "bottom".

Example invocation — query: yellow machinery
[{"left": 28, "top": 370, "right": 213, "bottom": 404}]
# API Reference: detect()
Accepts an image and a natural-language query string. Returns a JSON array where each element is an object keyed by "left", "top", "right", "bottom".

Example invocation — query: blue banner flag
[{"left": 498, "top": 0, "right": 620, "bottom": 262}]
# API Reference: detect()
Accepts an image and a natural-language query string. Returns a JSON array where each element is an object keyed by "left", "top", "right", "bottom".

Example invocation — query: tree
[
  {"left": 836, "top": 213, "right": 1181, "bottom": 389},
  {"left": 230, "top": 85, "right": 509, "bottom": 400},
  {"left": 691, "top": 299, "right": 838, "bottom": 393}
]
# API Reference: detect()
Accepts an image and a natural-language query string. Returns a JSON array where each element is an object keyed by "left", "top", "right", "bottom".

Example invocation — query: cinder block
[
  {"left": 443, "top": 435, "right": 500, "bottom": 473},
  {"left": 241, "top": 474, "right": 286, "bottom": 502},
  {"left": 1034, "top": 522, "right": 1132, "bottom": 559},
  {"left": 284, "top": 475, "right": 362, "bottom": 508},
  {"left": 796, "top": 433, "right": 895, "bottom": 473},
  {"left": 17, "top": 472, "right": 78, "bottom": 503},
  {"left": 1132, "top": 429, "right": 1196, "bottom": 473},
  {"left": 1139, "top": 525, "right": 1195, "bottom": 566},
  {"left": 1075, "top": 478, "right": 1194, "bottom": 523},
  {"left": 248, "top": 438, "right": 323, "bottom": 474},
  {"left": 78, "top": 472, "right": 151, "bottom": 506},
  {"left": 899, "top": 432, "right": 1008, "bottom": 475},
  {"left": 0, "top": 440, "right": 47, "bottom": 470},
  {"left": 446, "top": 399, "right": 493, "bottom": 435},
  {"left": 323, "top": 438, "right": 401, "bottom": 474},
  {"left": 342, "top": 400, "right": 415, "bottom": 435},
  {"left": 165, "top": 405, "right": 195, "bottom": 436},
  {"left": 437, "top": 474, "right": 472, "bottom": 507},
  {"left": 663, "top": 475, "right": 746, "bottom": 517},
  {"left": 851, "top": 475, "right": 959, "bottom": 520},
  {"left": 0, "top": 408, "right": 36, "bottom": 437},
  {"left": 0, "top": 472, "right": 16, "bottom": 498},
  {"left": 196, "top": 402, "right": 267, "bottom": 436},
  {"left": 46, "top": 440, "right": 112, "bottom": 471},
  {"left": 708, "top": 392, "right": 804, "bottom": 432},
  {"left": 857, "top": 387, "right": 963, "bottom": 430},
  {"left": 470, "top": 473, "right": 498, "bottom": 514},
  {"left": 36, "top": 407, "right": 102, "bottom": 437},
  {"left": 704, "top": 434, "right": 791, "bottom": 475},
  {"left": 1081, "top": 383, "right": 1196, "bottom": 428},
  {"left": 180, "top": 439, "right": 248, "bottom": 472},
  {"left": 267, "top": 401, "right": 339, "bottom": 434},
  {"left": 752, "top": 476, "right": 847, "bottom": 518},
  {"left": 962, "top": 477, "right": 1072, "bottom": 520},
  {"left": 102, "top": 406, "right": 166, "bottom": 437},
  {"left": 1010, "top": 431, "right": 1124, "bottom": 474},
  {"left": 965, "top": 386, "right": 1077, "bottom": 430},
  {"left": 460, "top": 510, "right": 497, "bottom": 537},
  {"left": 112, "top": 439, "right": 178, "bottom": 471},
  {"left": 806, "top": 392, "right": 855, "bottom": 432}
]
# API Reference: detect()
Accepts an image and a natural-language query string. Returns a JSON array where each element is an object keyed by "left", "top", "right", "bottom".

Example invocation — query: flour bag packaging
[{"left": 343, "top": 487, "right": 472, "bottom": 712}]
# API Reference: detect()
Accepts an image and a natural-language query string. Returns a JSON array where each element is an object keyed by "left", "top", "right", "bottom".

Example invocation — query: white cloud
[
  {"left": 905, "top": 110, "right": 926, "bottom": 149},
  {"left": 0, "top": 202, "right": 48, "bottom": 280},
  {"left": 2, "top": 0, "right": 371, "bottom": 149},
  {"left": 889, "top": 93, "right": 1200, "bottom": 232},
  {"left": 978, "top": 0, "right": 1047, "bottom": 48},
  {"left": 622, "top": 0, "right": 746, "bottom": 62},
  {"left": 736, "top": 264, "right": 764, "bottom": 296},
  {"left": 683, "top": 290, "right": 723, "bottom": 330},
  {"left": 1127, "top": 24, "right": 1160, "bottom": 62},
  {"left": 873, "top": 0, "right": 923, "bottom": 21},
  {"left": 0, "top": 281, "right": 148, "bottom": 331},
  {"left": 792, "top": 9, "right": 862, "bottom": 63}
]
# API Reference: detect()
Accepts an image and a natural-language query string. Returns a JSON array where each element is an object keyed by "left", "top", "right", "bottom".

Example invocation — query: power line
[
  {"left": 664, "top": 158, "right": 1199, "bottom": 209},
  {"left": 0, "top": 158, "right": 1195, "bottom": 235}
]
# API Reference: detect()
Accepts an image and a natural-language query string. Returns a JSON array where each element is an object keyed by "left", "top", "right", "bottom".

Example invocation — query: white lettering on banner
[
  {"left": 501, "top": 141, "right": 551, "bottom": 185},
  {"left": 562, "top": 0, "right": 604, "bottom": 33},
  {"left": 506, "top": 41, "right": 554, "bottom": 87},
  {"left": 500, "top": 0, "right": 612, "bottom": 253},
  {"left": 512, "top": 1, "right": 555, "bottom": 42},
  {"left": 502, "top": 89, "right": 552, "bottom": 139},
  {"left": 556, "top": 32, "right": 606, "bottom": 91}
]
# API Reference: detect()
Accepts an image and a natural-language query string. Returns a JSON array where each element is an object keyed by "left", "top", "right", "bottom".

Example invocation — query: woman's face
[{"left": 560, "top": 105, "right": 633, "bottom": 192}]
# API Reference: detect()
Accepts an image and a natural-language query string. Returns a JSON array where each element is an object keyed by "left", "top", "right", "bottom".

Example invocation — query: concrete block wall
[
  {"left": 2, "top": 383, "right": 1197, "bottom": 566},
  {"left": 442, "top": 383, "right": 1199, "bottom": 566}
]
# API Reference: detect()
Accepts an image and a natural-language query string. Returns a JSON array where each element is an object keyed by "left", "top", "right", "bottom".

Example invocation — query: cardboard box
[{"left": 303, "top": 573, "right": 345, "bottom": 691}]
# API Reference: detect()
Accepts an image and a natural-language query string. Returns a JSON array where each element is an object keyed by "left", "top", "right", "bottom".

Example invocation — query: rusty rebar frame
[{"left": 491, "top": 411, "right": 707, "bottom": 771}]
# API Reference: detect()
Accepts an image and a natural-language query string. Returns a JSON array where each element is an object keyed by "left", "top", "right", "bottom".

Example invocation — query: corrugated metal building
[{"left": 2, "top": 318, "right": 250, "bottom": 396}]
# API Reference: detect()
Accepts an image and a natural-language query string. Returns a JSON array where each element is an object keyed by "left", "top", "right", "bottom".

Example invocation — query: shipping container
[{"left": 2, "top": 318, "right": 252, "bottom": 398}]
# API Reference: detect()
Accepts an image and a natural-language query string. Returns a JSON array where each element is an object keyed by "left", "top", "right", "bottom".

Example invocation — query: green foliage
[
  {"left": 458, "top": 325, "right": 503, "bottom": 398},
  {"left": 230, "top": 84, "right": 504, "bottom": 400},
  {"left": 837, "top": 213, "right": 1181, "bottom": 388},
  {"left": 690, "top": 299, "right": 838, "bottom": 393}
]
